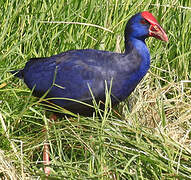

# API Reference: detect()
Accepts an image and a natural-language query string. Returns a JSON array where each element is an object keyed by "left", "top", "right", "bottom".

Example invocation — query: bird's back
[{"left": 18, "top": 48, "right": 144, "bottom": 114}]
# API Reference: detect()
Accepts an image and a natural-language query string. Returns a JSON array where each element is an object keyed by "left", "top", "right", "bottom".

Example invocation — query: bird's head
[{"left": 125, "top": 11, "right": 168, "bottom": 42}]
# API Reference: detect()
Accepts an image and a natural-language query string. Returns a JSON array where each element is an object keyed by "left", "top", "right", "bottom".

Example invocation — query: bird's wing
[
  {"left": 23, "top": 50, "right": 117, "bottom": 106},
  {"left": 51, "top": 51, "right": 116, "bottom": 102}
]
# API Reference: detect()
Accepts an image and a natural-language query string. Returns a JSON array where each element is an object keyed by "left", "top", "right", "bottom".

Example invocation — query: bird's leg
[
  {"left": 43, "top": 143, "right": 50, "bottom": 176},
  {"left": 43, "top": 113, "right": 57, "bottom": 176}
]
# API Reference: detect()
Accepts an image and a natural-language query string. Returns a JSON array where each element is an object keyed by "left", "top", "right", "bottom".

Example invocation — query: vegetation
[{"left": 0, "top": 0, "right": 191, "bottom": 179}]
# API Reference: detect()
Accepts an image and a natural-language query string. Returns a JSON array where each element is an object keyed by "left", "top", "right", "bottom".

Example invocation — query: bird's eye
[{"left": 140, "top": 19, "right": 150, "bottom": 25}]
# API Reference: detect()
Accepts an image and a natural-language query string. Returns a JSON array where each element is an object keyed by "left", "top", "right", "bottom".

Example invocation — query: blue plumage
[{"left": 11, "top": 12, "right": 168, "bottom": 116}]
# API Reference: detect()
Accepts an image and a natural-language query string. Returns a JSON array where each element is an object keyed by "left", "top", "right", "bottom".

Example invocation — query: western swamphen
[
  {"left": 11, "top": 11, "right": 168, "bottom": 175},
  {"left": 11, "top": 11, "right": 168, "bottom": 116}
]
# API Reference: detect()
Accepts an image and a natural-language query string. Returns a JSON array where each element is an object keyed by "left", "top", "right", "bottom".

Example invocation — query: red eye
[{"left": 140, "top": 19, "right": 149, "bottom": 25}]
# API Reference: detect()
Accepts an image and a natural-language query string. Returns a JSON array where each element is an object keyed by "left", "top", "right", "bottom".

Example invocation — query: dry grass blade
[
  {"left": 0, "top": 150, "right": 19, "bottom": 180},
  {"left": 39, "top": 21, "right": 114, "bottom": 33}
]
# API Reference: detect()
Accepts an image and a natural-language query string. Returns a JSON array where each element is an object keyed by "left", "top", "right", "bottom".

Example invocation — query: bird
[
  {"left": 11, "top": 11, "right": 168, "bottom": 175},
  {"left": 11, "top": 11, "right": 168, "bottom": 116}
]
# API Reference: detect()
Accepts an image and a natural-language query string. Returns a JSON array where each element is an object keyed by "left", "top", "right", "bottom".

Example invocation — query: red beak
[
  {"left": 149, "top": 24, "right": 168, "bottom": 42},
  {"left": 141, "top": 11, "right": 168, "bottom": 42}
]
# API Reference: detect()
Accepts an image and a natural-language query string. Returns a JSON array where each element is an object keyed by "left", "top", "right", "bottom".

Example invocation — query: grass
[{"left": 0, "top": 0, "right": 191, "bottom": 179}]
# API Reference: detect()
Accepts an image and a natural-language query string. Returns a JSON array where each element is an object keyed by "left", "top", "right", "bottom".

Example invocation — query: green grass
[{"left": 0, "top": 0, "right": 191, "bottom": 179}]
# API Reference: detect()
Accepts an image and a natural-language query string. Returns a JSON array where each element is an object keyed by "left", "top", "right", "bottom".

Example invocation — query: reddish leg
[
  {"left": 43, "top": 113, "right": 57, "bottom": 176},
  {"left": 43, "top": 143, "right": 51, "bottom": 176}
]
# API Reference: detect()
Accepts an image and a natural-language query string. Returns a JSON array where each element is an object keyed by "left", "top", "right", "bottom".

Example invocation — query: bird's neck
[
  {"left": 125, "top": 37, "right": 150, "bottom": 67},
  {"left": 111, "top": 37, "right": 151, "bottom": 102}
]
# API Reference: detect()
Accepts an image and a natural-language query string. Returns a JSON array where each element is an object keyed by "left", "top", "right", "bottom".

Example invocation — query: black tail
[{"left": 10, "top": 69, "right": 24, "bottom": 79}]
